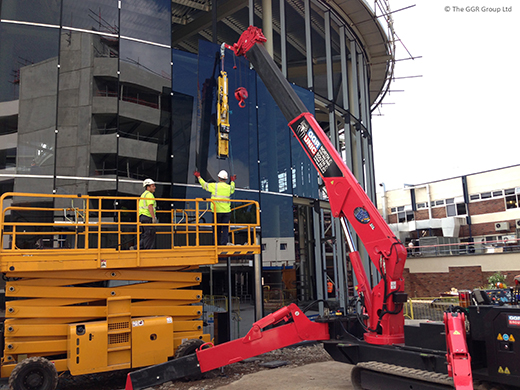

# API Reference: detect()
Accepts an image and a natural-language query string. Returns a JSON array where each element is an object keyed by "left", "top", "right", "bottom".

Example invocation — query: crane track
[
  {"left": 352, "top": 362, "right": 515, "bottom": 390},
  {"left": 354, "top": 361, "right": 454, "bottom": 388}
]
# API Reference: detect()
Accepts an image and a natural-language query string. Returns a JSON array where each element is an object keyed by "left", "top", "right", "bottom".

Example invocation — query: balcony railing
[
  {"left": 407, "top": 239, "right": 520, "bottom": 258},
  {"left": 95, "top": 90, "right": 159, "bottom": 109}
]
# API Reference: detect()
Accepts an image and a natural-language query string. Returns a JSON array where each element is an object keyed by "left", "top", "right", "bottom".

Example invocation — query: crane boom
[{"left": 226, "top": 26, "right": 407, "bottom": 344}]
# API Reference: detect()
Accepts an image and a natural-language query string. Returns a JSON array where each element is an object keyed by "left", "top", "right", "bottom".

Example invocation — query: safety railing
[
  {"left": 202, "top": 295, "right": 241, "bottom": 312},
  {"left": 262, "top": 285, "right": 297, "bottom": 311},
  {"left": 404, "top": 296, "right": 460, "bottom": 321},
  {"left": 0, "top": 192, "right": 260, "bottom": 256},
  {"left": 407, "top": 239, "right": 520, "bottom": 258}
]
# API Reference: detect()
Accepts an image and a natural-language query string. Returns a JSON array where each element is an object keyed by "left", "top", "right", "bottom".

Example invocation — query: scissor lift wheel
[
  {"left": 8, "top": 357, "right": 58, "bottom": 390},
  {"left": 174, "top": 338, "right": 206, "bottom": 381}
]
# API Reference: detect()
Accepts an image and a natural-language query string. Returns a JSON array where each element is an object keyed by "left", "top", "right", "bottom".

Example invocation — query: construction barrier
[{"left": 404, "top": 296, "right": 460, "bottom": 321}]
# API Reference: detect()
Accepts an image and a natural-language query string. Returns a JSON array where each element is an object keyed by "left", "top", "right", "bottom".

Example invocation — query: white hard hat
[
  {"left": 143, "top": 178, "right": 155, "bottom": 187},
  {"left": 217, "top": 170, "right": 229, "bottom": 180}
]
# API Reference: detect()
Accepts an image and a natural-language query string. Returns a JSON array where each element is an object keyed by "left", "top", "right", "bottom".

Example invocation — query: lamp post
[{"left": 379, "top": 183, "right": 387, "bottom": 222}]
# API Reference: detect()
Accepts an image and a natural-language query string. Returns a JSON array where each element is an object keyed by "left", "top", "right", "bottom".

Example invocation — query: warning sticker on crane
[
  {"left": 290, "top": 114, "right": 342, "bottom": 178},
  {"left": 354, "top": 207, "right": 370, "bottom": 224},
  {"left": 508, "top": 315, "right": 520, "bottom": 327}
]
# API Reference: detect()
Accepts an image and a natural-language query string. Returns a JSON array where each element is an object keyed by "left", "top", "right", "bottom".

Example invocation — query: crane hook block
[{"left": 235, "top": 87, "right": 248, "bottom": 108}]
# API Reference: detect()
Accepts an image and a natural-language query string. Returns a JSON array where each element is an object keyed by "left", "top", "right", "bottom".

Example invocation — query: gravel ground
[{"left": 53, "top": 343, "right": 333, "bottom": 390}]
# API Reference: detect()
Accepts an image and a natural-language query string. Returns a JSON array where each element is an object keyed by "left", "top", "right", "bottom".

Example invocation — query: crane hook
[{"left": 234, "top": 87, "right": 248, "bottom": 108}]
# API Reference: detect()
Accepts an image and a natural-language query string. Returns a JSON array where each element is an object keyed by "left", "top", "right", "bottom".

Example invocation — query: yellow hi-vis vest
[
  {"left": 198, "top": 178, "right": 235, "bottom": 213},
  {"left": 139, "top": 190, "right": 156, "bottom": 217}
]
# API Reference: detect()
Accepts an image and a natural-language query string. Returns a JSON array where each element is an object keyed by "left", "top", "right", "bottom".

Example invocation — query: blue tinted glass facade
[
  {"left": 62, "top": 0, "right": 119, "bottom": 31},
  {"left": 120, "top": 0, "right": 171, "bottom": 46},
  {"left": 1, "top": 0, "right": 60, "bottom": 25}
]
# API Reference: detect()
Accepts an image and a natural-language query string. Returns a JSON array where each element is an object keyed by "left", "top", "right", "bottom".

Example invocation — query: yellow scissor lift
[{"left": 0, "top": 192, "right": 260, "bottom": 389}]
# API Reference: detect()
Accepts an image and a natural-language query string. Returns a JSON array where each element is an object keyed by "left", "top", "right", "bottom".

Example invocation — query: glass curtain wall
[{"left": 1, "top": 0, "right": 172, "bottom": 198}]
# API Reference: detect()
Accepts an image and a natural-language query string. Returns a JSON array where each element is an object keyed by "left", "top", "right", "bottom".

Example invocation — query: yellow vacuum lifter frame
[{"left": 217, "top": 70, "right": 230, "bottom": 158}]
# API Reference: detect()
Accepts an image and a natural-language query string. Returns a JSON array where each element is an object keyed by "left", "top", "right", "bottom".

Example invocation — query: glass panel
[
  {"left": 0, "top": 23, "right": 59, "bottom": 102},
  {"left": 62, "top": 0, "right": 119, "bottom": 33},
  {"left": 506, "top": 195, "right": 518, "bottom": 209},
  {"left": 257, "top": 78, "right": 291, "bottom": 195},
  {"left": 310, "top": 5, "right": 326, "bottom": 98},
  {"left": 120, "top": 0, "right": 171, "bottom": 46},
  {"left": 260, "top": 193, "right": 293, "bottom": 237},
  {"left": 456, "top": 203, "right": 467, "bottom": 215},
  {"left": 197, "top": 41, "right": 257, "bottom": 190},
  {"left": 446, "top": 204, "right": 456, "bottom": 217},
  {"left": 171, "top": 49, "right": 197, "bottom": 199},
  {"left": 290, "top": 86, "right": 319, "bottom": 198},
  {"left": 285, "top": 1, "right": 307, "bottom": 88},
  {"left": 1, "top": 0, "right": 60, "bottom": 25},
  {"left": 330, "top": 18, "right": 342, "bottom": 105},
  {"left": 0, "top": 23, "right": 59, "bottom": 194},
  {"left": 56, "top": 28, "right": 120, "bottom": 195},
  {"left": 172, "top": 49, "right": 198, "bottom": 96},
  {"left": 118, "top": 39, "right": 171, "bottom": 195}
]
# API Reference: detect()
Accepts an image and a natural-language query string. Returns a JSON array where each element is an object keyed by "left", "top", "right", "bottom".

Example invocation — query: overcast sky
[{"left": 371, "top": 1, "right": 519, "bottom": 191}]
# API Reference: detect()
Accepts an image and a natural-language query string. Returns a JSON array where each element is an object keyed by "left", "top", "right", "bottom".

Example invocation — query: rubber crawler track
[{"left": 353, "top": 362, "right": 516, "bottom": 390}]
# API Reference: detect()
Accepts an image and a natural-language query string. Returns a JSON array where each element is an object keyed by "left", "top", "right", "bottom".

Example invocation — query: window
[
  {"left": 481, "top": 192, "right": 492, "bottom": 199},
  {"left": 506, "top": 194, "right": 519, "bottom": 209},
  {"left": 435, "top": 200, "right": 445, "bottom": 206},
  {"left": 447, "top": 202, "right": 467, "bottom": 217},
  {"left": 398, "top": 210, "right": 414, "bottom": 223},
  {"left": 280, "top": 243, "right": 287, "bottom": 250},
  {"left": 416, "top": 203, "right": 426, "bottom": 209},
  {"left": 278, "top": 171, "right": 288, "bottom": 192},
  {"left": 493, "top": 190, "right": 503, "bottom": 197},
  {"left": 470, "top": 194, "right": 480, "bottom": 201}
]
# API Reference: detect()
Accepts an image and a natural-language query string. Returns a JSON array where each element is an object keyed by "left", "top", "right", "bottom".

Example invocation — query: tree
[{"left": 487, "top": 272, "right": 507, "bottom": 289}]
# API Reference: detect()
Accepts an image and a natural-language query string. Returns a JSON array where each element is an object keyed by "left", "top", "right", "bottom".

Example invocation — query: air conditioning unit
[
  {"left": 516, "top": 219, "right": 520, "bottom": 229},
  {"left": 495, "top": 222, "right": 510, "bottom": 231},
  {"left": 502, "top": 235, "right": 517, "bottom": 244}
]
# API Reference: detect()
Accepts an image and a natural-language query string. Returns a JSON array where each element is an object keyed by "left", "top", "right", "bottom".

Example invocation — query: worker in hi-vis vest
[
  {"left": 194, "top": 170, "right": 236, "bottom": 245},
  {"left": 136, "top": 178, "right": 158, "bottom": 249}
]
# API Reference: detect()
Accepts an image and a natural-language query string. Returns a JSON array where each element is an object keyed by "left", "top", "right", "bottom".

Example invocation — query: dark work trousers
[
  {"left": 216, "top": 212, "right": 231, "bottom": 245},
  {"left": 139, "top": 214, "right": 156, "bottom": 249}
]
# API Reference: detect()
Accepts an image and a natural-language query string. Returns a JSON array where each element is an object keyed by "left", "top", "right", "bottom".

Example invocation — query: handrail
[
  {"left": 0, "top": 192, "right": 260, "bottom": 256},
  {"left": 407, "top": 239, "right": 520, "bottom": 258}
]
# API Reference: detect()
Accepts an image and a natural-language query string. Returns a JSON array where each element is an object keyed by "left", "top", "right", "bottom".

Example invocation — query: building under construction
[{"left": 0, "top": 0, "right": 396, "bottom": 319}]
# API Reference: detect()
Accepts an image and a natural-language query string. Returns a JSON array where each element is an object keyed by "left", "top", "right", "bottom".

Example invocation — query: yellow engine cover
[
  {"left": 68, "top": 321, "right": 108, "bottom": 375},
  {"left": 131, "top": 316, "right": 174, "bottom": 368}
]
